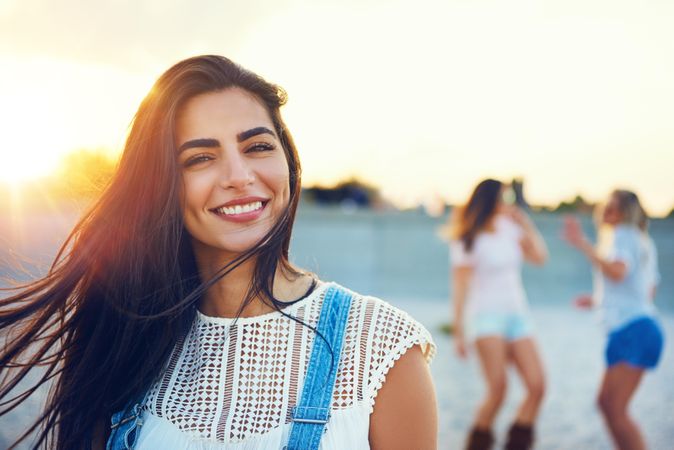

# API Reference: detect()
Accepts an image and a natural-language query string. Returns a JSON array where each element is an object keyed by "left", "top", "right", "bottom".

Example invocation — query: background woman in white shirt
[
  {"left": 564, "top": 190, "right": 664, "bottom": 450},
  {"left": 449, "top": 179, "right": 548, "bottom": 450},
  {"left": 0, "top": 55, "right": 437, "bottom": 450}
]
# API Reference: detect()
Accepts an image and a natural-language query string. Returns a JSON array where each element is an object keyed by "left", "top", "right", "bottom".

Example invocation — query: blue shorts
[
  {"left": 606, "top": 316, "right": 664, "bottom": 369},
  {"left": 467, "top": 312, "right": 534, "bottom": 342}
]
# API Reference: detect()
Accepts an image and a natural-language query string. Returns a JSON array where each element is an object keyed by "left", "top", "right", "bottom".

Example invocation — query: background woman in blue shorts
[
  {"left": 564, "top": 189, "right": 664, "bottom": 450},
  {"left": 449, "top": 179, "right": 548, "bottom": 450}
]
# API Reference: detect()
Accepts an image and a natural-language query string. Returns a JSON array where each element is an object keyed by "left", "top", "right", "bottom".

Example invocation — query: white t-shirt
[
  {"left": 450, "top": 215, "right": 527, "bottom": 316},
  {"left": 134, "top": 281, "right": 435, "bottom": 450},
  {"left": 594, "top": 224, "right": 658, "bottom": 332},
  {"left": 644, "top": 234, "right": 661, "bottom": 291}
]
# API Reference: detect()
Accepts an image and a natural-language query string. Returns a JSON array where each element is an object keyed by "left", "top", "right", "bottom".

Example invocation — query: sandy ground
[{"left": 392, "top": 297, "right": 674, "bottom": 450}]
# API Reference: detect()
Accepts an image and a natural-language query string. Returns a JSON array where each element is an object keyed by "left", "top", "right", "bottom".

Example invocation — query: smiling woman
[
  {"left": 177, "top": 89, "right": 291, "bottom": 265},
  {"left": 0, "top": 55, "right": 437, "bottom": 450}
]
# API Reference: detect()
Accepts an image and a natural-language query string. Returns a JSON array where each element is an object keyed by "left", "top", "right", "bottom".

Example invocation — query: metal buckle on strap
[
  {"left": 110, "top": 403, "right": 142, "bottom": 429},
  {"left": 110, "top": 415, "right": 135, "bottom": 429},
  {"left": 292, "top": 417, "right": 329, "bottom": 424},
  {"left": 291, "top": 406, "right": 330, "bottom": 424}
]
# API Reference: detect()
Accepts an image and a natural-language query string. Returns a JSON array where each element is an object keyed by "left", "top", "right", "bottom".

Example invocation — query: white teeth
[{"left": 215, "top": 201, "right": 263, "bottom": 216}]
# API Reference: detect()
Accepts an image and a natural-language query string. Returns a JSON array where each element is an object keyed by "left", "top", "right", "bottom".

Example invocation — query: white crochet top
[{"left": 135, "top": 281, "right": 436, "bottom": 450}]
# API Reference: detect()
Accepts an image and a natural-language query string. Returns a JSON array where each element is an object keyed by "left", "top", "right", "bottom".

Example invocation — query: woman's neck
[{"left": 195, "top": 253, "right": 312, "bottom": 319}]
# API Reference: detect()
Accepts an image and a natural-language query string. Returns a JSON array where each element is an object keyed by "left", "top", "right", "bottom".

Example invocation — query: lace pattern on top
[{"left": 143, "top": 282, "right": 435, "bottom": 443}]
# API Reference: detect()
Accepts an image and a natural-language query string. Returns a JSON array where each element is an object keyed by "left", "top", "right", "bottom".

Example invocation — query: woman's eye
[
  {"left": 246, "top": 142, "right": 275, "bottom": 153},
  {"left": 183, "top": 154, "right": 213, "bottom": 167}
]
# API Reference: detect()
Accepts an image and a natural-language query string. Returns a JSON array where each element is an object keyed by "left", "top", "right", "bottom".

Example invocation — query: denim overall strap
[
  {"left": 285, "top": 285, "right": 353, "bottom": 450},
  {"left": 106, "top": 394, "right": 146, "bottom": 450}
]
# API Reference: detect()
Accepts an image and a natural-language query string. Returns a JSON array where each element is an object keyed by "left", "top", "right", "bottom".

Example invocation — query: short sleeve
[
  {"left": 357, "top": 296, "right": 436, "bottom": 413},
  {"left": 606, "top": 227, "right": 638, "bottom": 271},
  {"left": 450, "top": 239, "right": 475, "bottom": 267}
]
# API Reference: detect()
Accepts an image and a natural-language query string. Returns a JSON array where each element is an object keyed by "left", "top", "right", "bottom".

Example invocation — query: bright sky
[{"left": 1, "top": 0, "right": 673, "bottom": 215}]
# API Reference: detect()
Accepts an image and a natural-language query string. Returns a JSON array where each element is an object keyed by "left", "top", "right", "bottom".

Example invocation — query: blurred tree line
[
  {"left": 0, "top": 150, "right": 118, "bottom": 210},
  {"left": 49, "top": 150, "right": 118, "bottom": 199},
  {"left": 302, "top": 178, "right": 384, "bottom": 209}
]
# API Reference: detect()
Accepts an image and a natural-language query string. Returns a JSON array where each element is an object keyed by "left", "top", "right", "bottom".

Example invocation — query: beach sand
[{"left": 391, "top": 297, "right": 674, "bottom": 450}]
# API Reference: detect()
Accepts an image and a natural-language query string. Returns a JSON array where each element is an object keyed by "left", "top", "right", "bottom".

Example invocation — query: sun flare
[
  {"left": 0, "top": 152, "right": 58, "bottom": 186},
  {"left": 0, "top": 116, "right": 64, "bottom": 186}
]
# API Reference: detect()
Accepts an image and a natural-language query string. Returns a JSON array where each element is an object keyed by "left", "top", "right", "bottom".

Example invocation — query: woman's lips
[{"left": 210, "top": 200, "right": 268, "bottom": 223}]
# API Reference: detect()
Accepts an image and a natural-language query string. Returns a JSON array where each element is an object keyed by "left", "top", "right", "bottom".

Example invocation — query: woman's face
[
  {"left": 497, "top": 185, "right": 512, "bottom": 213},
  {"left": 176, "top": 88, "right": 290, "bottom": 261},
  {"left": 602, "top": 194, "right": 623, "bottom": 225}
]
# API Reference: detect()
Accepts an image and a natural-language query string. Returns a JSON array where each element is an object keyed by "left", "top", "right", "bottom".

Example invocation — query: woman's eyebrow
[
  {"left": 237, "top": 126, "right": 276, "bottom": 142},
  {"left": 178, "top": 138, "right": 220, "bottom": 153},
  {"left": 178, "top": 127, "right": 276, "bottom": 153}
]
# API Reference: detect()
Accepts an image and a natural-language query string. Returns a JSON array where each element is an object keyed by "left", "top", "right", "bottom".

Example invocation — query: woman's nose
[{"left": 219, "top": 152, "right": 254, "bottom": 189}]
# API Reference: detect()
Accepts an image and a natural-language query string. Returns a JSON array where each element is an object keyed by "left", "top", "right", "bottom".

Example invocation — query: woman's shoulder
[
  {"left": 323, "top": 283, "right": 435, "bottom": 411},
  {"left": 611, "top": 224, "right": 642, "bottom": 247},
  {"left": 325, "top": 282, "right": 436, "bottom": 362}
]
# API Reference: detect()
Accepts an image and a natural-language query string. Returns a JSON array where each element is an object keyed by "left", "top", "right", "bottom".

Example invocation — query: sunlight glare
[
  {"left": 0, "top": 100, "right": 64, "bottom": 184},
  {"left": 0, "top": 147, "right": 59, "bottom": 185},
  {"left": 0, "top": 57, "right": 149, "bottom": 186}
]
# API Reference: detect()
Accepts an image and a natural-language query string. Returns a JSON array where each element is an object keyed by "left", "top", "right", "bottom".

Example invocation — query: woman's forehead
[{"left": 177, "top": 88, "right": 274, "bottom": 136}]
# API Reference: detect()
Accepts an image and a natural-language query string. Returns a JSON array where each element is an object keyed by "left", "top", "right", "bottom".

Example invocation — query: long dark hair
[
  {"left": 0, "top": 55, "right": 303, "bottom": 449},
  {"left": 453, "top": 178, "right": 503, "bottom": 251}
]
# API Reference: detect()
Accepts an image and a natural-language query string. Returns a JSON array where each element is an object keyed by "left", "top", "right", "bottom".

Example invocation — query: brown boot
[
  {"left": 465, "top": 427, "right": 494, "bottom": 450},
  {"left": 505, "top": 423, "right": 534, "bottom": 450}
]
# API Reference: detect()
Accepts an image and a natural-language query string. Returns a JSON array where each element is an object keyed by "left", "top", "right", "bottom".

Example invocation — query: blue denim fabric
[
  {"left": 605, "top": 315, "right": 664, "bottom": 369},
  {"left": 285, "top": 286, "right": 353, "bottom": 450},
  {"left": 106, "top": 400, "right": 145, "bottom": 450}
]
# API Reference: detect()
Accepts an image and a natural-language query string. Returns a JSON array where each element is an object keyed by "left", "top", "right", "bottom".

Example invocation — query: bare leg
[
  {"left": 597, "top": 363, "right": 646, "bottom": 450},
  {"left": 509, "top": 337, "right": 546, "bottom": 425},
  {"left": 473, "top": 336, "right": 509, "bottom": 429}
]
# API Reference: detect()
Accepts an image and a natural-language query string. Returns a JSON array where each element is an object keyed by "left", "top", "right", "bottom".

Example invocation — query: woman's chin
[{"left": 190, "top": 235, "right": 269, "bottom": 261}]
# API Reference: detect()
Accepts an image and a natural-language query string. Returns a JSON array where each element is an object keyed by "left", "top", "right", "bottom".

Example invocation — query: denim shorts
[
  {"left": 467, "top": 312, "right": 534, "bottom": 342},
  {"left": 606, "top": 316, "right": 664, "bottom": 369}
]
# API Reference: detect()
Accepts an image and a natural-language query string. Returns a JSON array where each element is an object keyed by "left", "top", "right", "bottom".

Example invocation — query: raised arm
[
  {"left": 562, "top": 216, "right": 627, "bottom": 282},
  {"left": 510, "top": 207, "right": 548, "bottom": 266},
  {"left": 369, "top": 345, "right": 438, "bottom": 450}
]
